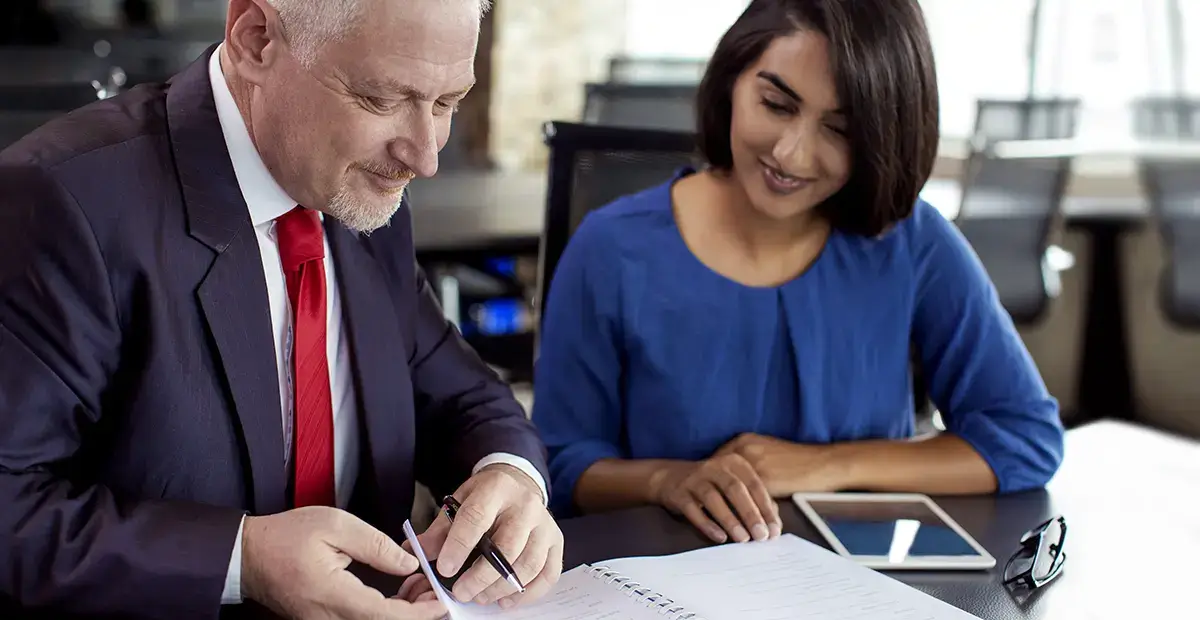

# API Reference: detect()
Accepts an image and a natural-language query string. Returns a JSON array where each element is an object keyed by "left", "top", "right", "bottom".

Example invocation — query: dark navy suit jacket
[{"left": 0, "top": 47, "right": 548, "bottom": 619}]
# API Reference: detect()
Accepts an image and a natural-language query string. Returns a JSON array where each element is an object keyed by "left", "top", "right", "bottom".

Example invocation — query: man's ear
[{"left": 224, "top": 0, "right": 285, "bottom": 87}]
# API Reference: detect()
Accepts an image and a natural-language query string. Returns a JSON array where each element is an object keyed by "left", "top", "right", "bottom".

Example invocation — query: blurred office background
[{"left": 4, "top": 0, "right": 1200, "bottom": 440}]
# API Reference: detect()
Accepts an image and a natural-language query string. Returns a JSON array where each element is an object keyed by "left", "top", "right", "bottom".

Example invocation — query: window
[
  {"left": 623, "top": 0, "right": 749, "bottom": 59},
  {"left": 621, "top": 0, "right": 1037, "bottom": 137},
  {"left": 920, "top": 0, "right": 1035, "bottom": 137},
  {"left": 925, "top": 0, "right": 1196, "bottom": 140},
  {"left": 1176, "top": 0, "right": 1200, "bottom": 96},
  {"left": 619, "top": 0, "right": 1197, "bottom": 141}
]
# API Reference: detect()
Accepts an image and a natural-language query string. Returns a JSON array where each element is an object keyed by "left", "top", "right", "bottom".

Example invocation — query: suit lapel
[
  {"left": 326, "top": 222, "right": 415, "bottom": 532},
  {"left": 166, "top": 45, "right": 287, "bottom": 515}
]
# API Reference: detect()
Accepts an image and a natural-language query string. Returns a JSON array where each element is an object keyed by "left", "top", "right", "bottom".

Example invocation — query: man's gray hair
[{"left": 267, "top": 0, "right": 493, "bottom": 66}]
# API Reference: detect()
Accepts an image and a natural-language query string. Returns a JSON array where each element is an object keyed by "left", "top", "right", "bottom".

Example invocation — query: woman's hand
[
  {"left": 648, "top": 454, "right": 782, "bottom": 544},
  {"left": 715, "top": 433, "right": 844, "bottom": 497}
]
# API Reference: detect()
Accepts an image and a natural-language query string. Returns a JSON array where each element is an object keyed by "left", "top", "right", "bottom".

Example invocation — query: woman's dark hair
[{"left": 695, "top": 0, "right": 939, "bottom": 237}]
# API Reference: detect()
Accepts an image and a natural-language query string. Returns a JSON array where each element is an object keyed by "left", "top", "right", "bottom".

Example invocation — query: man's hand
[
  {"left": 394, "top": 573, "right": 439, "bottom": 604},
  {"left": 716, "top": 433, "right": 844, "bottom": 497},
  {"left": 413, "top": 464, "right": 563, "bottom": 610},
  {"left": 241, "top": 506, "right": 446, "bottom": 619},
  {"left": 648, "top": 454, "right": 782, "bottom": 544}
]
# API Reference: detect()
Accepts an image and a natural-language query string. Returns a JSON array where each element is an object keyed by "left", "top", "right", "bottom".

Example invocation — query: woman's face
[{"left": 727, "top": 29, "right": 852, "bottom": 222}]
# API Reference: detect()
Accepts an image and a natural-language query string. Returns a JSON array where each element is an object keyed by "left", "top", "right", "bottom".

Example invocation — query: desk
[
  {"left": 986, "top": 137, "right": 1200, "bottom": 161},
  {"left": 406, "top": 171, "right": 547, "bottom": 254},
  {"left": 558, "top": 419, "right": 1200, "bottom": 619}
]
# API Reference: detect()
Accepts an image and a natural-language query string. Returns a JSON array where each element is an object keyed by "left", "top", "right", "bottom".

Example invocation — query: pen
[{"left": 441, "top": 495, "right": 526, "bottom": 594}]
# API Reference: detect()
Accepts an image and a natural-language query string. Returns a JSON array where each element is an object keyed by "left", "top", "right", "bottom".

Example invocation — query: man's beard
[{"left": 325, "top": 178, "right": 408, "bottom": 234}]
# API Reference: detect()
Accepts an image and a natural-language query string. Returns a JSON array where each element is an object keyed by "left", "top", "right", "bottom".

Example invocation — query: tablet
[{"left": 793, "top": 492, "right": 996, "bottom": 570}]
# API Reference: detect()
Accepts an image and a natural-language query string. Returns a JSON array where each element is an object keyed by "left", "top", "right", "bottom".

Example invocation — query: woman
[{"left": 532, "top": 0, "right": 1064, "bottom": 545}]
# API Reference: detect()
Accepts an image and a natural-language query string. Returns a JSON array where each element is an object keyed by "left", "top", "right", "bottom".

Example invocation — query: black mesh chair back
[
  {"left": 955, "top": 99, "right": 1080, "bottom": 323},
  {"left": 972, "top": 98, "right": 1081, "bottom": 142},
  {"left": 537, "top": 121, "right": 698, "bottom": 321},
  {"left": 607, "top": 56, "right": 707, "bottom": 84},
  {"left": 1132, "top": 97, "right": 1200, "bottom": 326},
  {"left": 1134, "top": 97, "right": 1200, "bottom": 138},
  {"left": 580, "top": 83, "right": 698, "bottom": 132}
]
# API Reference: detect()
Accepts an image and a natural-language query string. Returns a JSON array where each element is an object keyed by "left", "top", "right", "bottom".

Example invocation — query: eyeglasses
[{"left": 1003, "top": 515, "right": 1067, "bottom": 590}]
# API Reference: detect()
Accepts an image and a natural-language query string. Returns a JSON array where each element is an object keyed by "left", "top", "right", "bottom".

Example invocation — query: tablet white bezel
[{"left": 792, "top": 492, "right": 997, "bottom": 570}]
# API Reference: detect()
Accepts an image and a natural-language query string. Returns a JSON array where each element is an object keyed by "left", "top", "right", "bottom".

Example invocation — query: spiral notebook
[{"left": 402, "top": 521, "right": 980, "bottom": 620}]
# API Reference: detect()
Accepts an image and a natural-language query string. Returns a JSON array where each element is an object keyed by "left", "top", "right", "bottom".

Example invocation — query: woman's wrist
[
  {"left": 805, "top": 436, "right": 998, "bottom": 495},
  {"left": 574, "top": 458, "right": 688, "bottom": 512},
  {"left": 816, "top": 442, "right": 861, "bottom": 491},
  {"left": 644, "top": 459, "right": 689, "bottom": 504}
]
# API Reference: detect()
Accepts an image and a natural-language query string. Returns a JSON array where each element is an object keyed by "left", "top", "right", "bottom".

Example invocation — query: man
[{"left": 0, "top": 0, "right": 563, "bottom": 618}]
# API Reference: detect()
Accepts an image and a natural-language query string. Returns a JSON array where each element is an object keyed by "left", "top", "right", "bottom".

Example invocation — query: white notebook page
[
  {"left": 444, "top": 567, "right": 660, "bottom": 620},
  {"left": 402, "top": 521, "right": 658, "bottom": 620},
  {"left": 601, "top": 534, "right": 981, "bottom": 620}
]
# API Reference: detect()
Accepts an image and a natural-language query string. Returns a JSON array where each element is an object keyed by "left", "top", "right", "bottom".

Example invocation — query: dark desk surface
[
  {"left": 405, "top": 171, "right": 1148, "bottom": 253},
  {"left": 557, "top": 420, "right": 1199, "bottom": 620},
  {"left": 406, "top": 171, "right": 546, "bottom": 252}
]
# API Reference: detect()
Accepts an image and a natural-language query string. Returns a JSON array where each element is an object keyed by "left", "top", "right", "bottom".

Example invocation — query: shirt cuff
[
  {"left": 221, "top": 515, "right": 246, "bottom": 605},
  {"left": 474, "top": 453, "right": 549, "bottom": 506}
]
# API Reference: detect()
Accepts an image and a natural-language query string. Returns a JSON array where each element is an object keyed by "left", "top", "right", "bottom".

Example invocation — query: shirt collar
[{"left": 208, "top": 43, "right": 298, "bottom": 227}]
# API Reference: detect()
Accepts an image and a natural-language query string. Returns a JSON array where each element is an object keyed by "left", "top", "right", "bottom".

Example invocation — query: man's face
[{"left": 248, "top": 0, "right": 479, "bottom": 232}]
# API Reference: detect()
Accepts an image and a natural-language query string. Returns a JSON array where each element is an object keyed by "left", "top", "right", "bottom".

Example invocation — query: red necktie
[{"left": 276, "top": 206, "right": 336, "bottom": 507}]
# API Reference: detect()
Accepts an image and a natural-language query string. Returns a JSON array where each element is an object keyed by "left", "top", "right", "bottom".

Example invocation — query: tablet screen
[{"left": 805, "top": 499, "right": 982, "bottom": 559}]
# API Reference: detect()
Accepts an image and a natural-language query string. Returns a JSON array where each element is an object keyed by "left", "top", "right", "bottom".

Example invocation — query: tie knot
[{"left": 276, "top": 206, "right": 325, "bottom": 272}]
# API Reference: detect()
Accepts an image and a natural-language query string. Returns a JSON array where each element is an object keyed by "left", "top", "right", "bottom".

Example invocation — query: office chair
[
  {"left": 580, "top": 83, "right": 698, "bottom": 132},
  {"left": 969, "top": 97, "right": 1081, "bottom": 143},
  {"left": 1132, "top": 97, "right": 1200, "bottom": 327},
  {"left": 537, "top": 120, "right": 699, "bottom": 320},
  {"left": 607, "top": 56, "right": 707, "bottom": 84},
  {"left": 954, "top": 98, "right": 1080, "bottom": 324}
]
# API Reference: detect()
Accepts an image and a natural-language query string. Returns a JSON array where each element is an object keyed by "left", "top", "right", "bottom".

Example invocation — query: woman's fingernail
[
  {"left": 499, "top": 599, "right": 514, "bottom": 609},
  {"left": 732, "top": 527, "right": 749, "bottom": 542},
  {"left": 710, "top": 527, "right": 728, "bottom": 542},
  {"left": 769, "top": 523, "right": 783, "bottom": 538},
  {"left": 752, "top": 524, "right": 769, "bottom": 540}
]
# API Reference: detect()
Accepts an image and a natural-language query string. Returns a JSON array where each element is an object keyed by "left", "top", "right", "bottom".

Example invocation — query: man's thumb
[
  {"left": 333, "top": 514, "right": 419, "bottom": 576},
  {"left": 416, "top": 515, "right": 452, "bottom": 562}
]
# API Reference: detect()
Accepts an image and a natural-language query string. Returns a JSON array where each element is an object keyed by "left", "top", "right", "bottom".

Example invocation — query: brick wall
[{"left": 488, "top": 0, "right": 629, "bottom": 171}]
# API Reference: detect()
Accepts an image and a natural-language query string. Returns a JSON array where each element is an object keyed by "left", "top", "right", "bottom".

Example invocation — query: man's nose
[{"left": 388, "top": 109, "right": 442, "bottom": 179}]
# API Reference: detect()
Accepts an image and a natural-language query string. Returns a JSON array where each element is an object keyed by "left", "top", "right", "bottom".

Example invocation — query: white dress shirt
[{"left": 208, "top": 46, "right": 546, "bottom": 605}]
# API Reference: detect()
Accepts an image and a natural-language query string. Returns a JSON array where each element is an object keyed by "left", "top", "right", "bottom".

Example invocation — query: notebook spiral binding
[{"left": 585, "top": 565, "right": 706, "bottom": 620}]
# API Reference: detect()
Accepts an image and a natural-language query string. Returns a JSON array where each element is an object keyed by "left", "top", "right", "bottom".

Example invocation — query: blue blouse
[{"left": 532, "top": 169, "right": 1064, "bottom": 517}]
